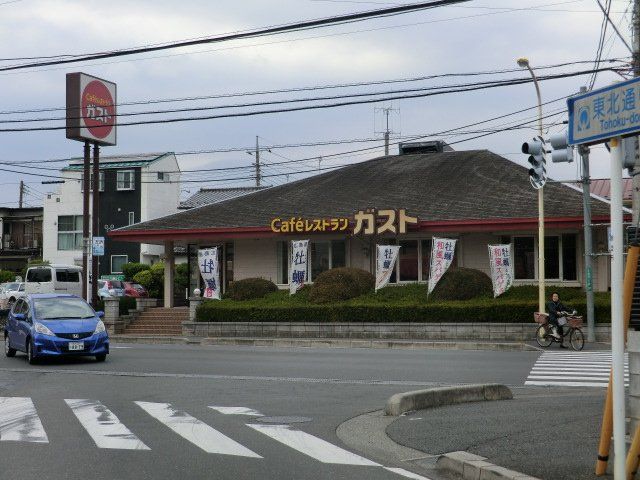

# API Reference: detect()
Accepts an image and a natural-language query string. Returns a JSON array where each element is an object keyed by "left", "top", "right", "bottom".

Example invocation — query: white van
[{"left": 25, "top": 264, "right": 83, "bottom": 296}]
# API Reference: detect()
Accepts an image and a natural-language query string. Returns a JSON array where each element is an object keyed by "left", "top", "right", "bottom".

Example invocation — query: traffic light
[
  {"left": 622, "top": 136, "right": 638, "bottom": 175},
  {"left": 548, "top": 131, "right": 574, "bottom": 163},
  {"left": 522, "top": 136, "right": 547, "bottom": 189}
]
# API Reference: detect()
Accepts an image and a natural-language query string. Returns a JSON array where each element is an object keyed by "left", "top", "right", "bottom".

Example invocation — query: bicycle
[{"left": 534, "top": 311, "right": 585, "bottom": 351}]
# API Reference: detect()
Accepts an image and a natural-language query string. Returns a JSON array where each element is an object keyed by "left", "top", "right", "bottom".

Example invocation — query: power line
[
  {"left": 0, "top": 0, "right": 470, "bottom": 72},
  {"left": 0, "top": 66, "right": 620, "bottom": 133},
  {"left": 595, "top": 0, "right": 633, "bottom": 52}
]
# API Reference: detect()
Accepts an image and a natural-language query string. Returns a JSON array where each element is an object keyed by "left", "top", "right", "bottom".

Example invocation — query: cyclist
[{"left": 547, "top": 292, "right": 570, "bottom": 349}]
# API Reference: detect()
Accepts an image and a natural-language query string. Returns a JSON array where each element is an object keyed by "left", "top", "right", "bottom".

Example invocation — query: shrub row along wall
[{"left": 196, "top": 300, "right": 611, "bottom": 324}]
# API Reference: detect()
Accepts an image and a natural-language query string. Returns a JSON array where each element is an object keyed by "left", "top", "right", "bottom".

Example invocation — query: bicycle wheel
[
  {"left": 536, "top": 325, "right": 552, "bottom": 348},
  {"left": 570, "top": 328, "right": 585, "bottom": 351}
]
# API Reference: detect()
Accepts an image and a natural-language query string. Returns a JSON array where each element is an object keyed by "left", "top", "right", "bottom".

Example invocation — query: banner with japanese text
[
  {"left": 488, "top": 244, "right": 514, "bottom": 297},
  {"left": 198, "top": 247, "right": 221, "bottom": 300},
  {"left": 428, "top": 237, "right": 457, "bottom": 295},
  {"left": 290, "top": 240, "right": 309, "bottom": 295},
  {"left": 375, "top": 245, "right": 401, "bottom": 291}
]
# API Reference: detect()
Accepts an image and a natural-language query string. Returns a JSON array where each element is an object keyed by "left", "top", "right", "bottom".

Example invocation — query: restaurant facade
[{"left": 110, "top": 149, "right": 622, "bottom": 306}]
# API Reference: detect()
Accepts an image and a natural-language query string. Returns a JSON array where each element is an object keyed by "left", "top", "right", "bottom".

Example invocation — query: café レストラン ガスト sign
[{"left": 270, "top": 209, "right": 418, "bottom": 234}]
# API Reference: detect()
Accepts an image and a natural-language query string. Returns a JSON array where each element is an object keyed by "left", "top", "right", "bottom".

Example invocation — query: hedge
[
  {"left": 309, "top": 267, "right": 374, "bottom": 304},
  {"left": 195, "top": 298, "right": 611, "bottom": 324},
  {"left": 226, "top": 278, "right": 278, "bottom": 301}
]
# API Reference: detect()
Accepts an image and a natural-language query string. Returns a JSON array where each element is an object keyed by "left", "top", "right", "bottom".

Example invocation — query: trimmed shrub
[
  {"left": 431, "top": 268, "right": 492, "bottom": 301},
  {"left": 133, "top": 269, "right": 161, "bottom": 299},
  {"left": 175, "top": 263, "right": 189, "bottom": 296},
  {"left": 308, "top": 267, "right": 374, "bottom": 304},
  {"left": 122, "top": 262, "right": 150, "bottom": 281},
  {"left": 226, "top": 278, "right": 278, "bottom": 301},
  {"left": 195, "top": 298, "right": 611, "bottom": 324},
  {"left": 0, "top": 270, "right": 15, "bottom": 283}
]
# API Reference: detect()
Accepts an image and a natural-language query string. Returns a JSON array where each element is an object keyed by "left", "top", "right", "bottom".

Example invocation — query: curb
[
  {"left": 437, "top": 451, "right": 540, "bottom": 480},
  {"left": 384, "top": 384, "right": 513, "bottom": 416},
  {"left": 109, "top": 335, "right": 540, "bottom": 351}
]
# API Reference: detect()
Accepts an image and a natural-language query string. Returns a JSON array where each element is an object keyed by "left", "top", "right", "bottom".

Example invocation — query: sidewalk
[{"left": 385, "top": 387, "right": 609, "bottom": 480}]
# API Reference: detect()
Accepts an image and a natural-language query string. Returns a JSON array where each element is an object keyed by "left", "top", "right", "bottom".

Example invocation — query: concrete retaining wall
[{"left": 182, "top": 321, "right": 612, "bottom": 342}]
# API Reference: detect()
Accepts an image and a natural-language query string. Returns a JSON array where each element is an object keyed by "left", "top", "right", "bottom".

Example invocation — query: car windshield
[
  {"left": 5, "top": 282, "right": 19, "bottom": 291},
  {"left": 33, "top": 297, "right": 96, "bottom": 320},
  {"left": 133, "top": 284, "right": 144, "bottom": 290},
  {"left": 110, "top": 281, "right": 124, "bottom": 289}
]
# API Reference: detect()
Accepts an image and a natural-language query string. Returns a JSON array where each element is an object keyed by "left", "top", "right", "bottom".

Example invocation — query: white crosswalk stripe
[
  {"left": 0, "top": 397, "right": 48, "bottom": 443},
  {"left": 525, "top": 351, "right": 629, "bottom": 388},
  {"left": 247, "top": 423, "right": 380, "bottom": 466},
  {"left": 65, "top": 399, "right": 149, "bottom": 450},
  {"left": 0, "top": 397, "right": 432, "bottom": 478},
  {"left": 135, "top": 401, "right": 262, "bottom": 458}
]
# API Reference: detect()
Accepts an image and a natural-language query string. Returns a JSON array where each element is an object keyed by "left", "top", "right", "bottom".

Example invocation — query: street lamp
[{"left": 518, "top": 57, "right": 546, "bottom": 314}]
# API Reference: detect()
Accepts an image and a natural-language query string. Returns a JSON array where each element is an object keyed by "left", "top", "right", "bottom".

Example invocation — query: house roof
[
  {"left": 179, "top": 187, "right": 265, "bottom": 209},
  {"left": 588, "top": 178, "right": 633, "bottom": 201},
  {"left": 63, "top": 152, "right": 175, "bottom": 171},
  {"left": 110, "top": 150, "right": 619, "bottom": 241}
]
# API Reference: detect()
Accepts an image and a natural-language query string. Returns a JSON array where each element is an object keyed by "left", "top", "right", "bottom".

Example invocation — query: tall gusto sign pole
[{"left": 66, "top": 73, "right": 117, "bottom": 305}]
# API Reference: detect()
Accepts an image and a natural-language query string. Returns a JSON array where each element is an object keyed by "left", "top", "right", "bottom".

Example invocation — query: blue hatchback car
[{"left": 4, "top": 294, "right": 109, "bottom": 364}]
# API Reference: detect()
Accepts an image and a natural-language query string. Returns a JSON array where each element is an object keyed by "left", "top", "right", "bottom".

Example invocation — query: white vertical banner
[
  {"left": 428, "top": 237, "right": 457, "bottom": 295},
  {"left": 198, "top": 247, "right": 221, "bottom": 300},
  {"left": 375, "top": 245, "right": 401, "bottom": 291},
  {"left": 290, "top": 240, "right": 309, "bottom": 295},
  {"left": 488, "top": 244, "right": 514, "bottom": 298}
]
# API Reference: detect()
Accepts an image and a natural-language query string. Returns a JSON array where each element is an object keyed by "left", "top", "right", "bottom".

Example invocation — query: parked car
[
  {"left": 97, "top": 280, "right": 125, "bottom": 298},
  {"left": 0, "top": 282, "right": 26, "bottom": 310},
  {"left": 123, "top": 282, "right": 148, "bottom": 298},
  {"left": 25, "top": 265, "right": 82, "bottom": 296},
  {"left": 3, "top": 294, "right": 109, "bottom": 363}
]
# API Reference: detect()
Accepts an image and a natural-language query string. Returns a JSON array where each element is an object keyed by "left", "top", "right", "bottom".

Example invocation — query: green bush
[
  {"left": 131, "top": 262, "right": 187, "bottom": 299},
  {"left": 133, "top": 269, "right": 161, "bottom": 299},
  {"left": 226, "top": 278, "right": 278, "bottom": 301},
  {"left": 175, "top": 263, "right": 189, "bottom": 296},
  {"left": 308, "top": 267, "right": 374, "bottom": 304},
  {"left": 195, "top": 298, "right": 610, "bottom": 324},
  {"left": 122, "top": 262, "right": 150, "bottom": 281},
  {"left": 0, "top": 270, "right": 15, "bottom": 283},
  {"left": 431, "top": 267, "right": 492, "bottom": 301}
]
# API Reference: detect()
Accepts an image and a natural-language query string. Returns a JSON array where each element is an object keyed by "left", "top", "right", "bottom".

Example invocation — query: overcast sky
[{"left": 0, "top": 0, "right": 632, "bottom": 207}]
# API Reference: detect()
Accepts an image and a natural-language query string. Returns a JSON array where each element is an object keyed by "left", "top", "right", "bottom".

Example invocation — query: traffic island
[{"left": 384, "top": 384, "right": 513, "bottom": 416}]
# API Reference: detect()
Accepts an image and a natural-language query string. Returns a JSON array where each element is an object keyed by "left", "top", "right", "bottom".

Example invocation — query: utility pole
[
  {"left": 18, "top": 181, "right": 24, "bottom": 208},
  {"left": 91, "top": 143, "right": 100, "bottom": 306},
  {"left": 633, "top": 0, "right": 640, "bottom": 223},
  {"left": 383, "top": 107, "right": 391, "bottom": 156},
  {"left": 82, "top": 141, "right": 90, "bottom": 302},
  {"left": 581, "top": 144, "right": 596, "bottom": 342},
  {"left": 255, "top": 136, "right": 261, "bottom": 187}
]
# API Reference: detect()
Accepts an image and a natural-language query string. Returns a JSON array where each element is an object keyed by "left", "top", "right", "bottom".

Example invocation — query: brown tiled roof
[
  {"left": 179, "top": 186, "right": 265, "bottom": 209},
  {"left": 114, "top": 150, "right": 614, "bottom": 232}
]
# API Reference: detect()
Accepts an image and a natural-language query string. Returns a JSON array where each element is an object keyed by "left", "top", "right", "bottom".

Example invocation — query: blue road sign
[
  {"left": 92, "top": 236, "right": 105, "bottom": 256},
  {"left": 568, "top": 76, "right": 640, "bottom": 145}
]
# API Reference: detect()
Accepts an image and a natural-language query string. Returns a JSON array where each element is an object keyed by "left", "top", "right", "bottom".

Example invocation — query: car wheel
[
  {"left": 95, "top": 354, "right": 106, "bottom": 362},
  {"left": 4, "top": 334, "right": 15, "bottom": 357},
  {"left": 26, "top": 340, "right": 37, "bottom": 365},
  {"left": 7, "top": 297, "right": 15, "bottom": 308}
]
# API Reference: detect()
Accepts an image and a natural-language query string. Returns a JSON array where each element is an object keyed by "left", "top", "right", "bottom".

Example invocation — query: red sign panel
[{"left": 66, "top": 73, "right": 117, "bottom": 146}]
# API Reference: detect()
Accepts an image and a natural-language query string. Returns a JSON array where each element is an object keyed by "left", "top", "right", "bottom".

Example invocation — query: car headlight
[
  {"left": 34, "top": 322, "right": 54, "bottom": 336},
  {"left": 94, "top": 320, "right": 106, "bottom": 335}
]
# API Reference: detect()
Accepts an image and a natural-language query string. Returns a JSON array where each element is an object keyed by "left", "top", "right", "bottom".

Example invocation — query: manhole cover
[{"left": 256, "top": 416, "right": 312, "bottom": 424}]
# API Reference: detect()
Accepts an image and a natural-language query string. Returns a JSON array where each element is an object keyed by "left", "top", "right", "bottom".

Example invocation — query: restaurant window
[
  {"left": 421, "top": 239, "right": 432, "bottom": 282},
  {"left": 399, "top": 240, "right": 419, "bottom": 282},
  {"left": 562, "top": 234, "right": 577, "bottom": 281},
  {"left": 545, "top": 236, "right": 560, "bottom": 279},
  {"left": 514, "top": 237, "right": 535, "bottom": 279},
  {"left": 311, "top": 242, "right": 330, "bottom": 280},
  {"left": 57, "top": 215, "right": 83, "bottom": 251},
  {"left": 225, "top": 242, "right": 234, "bottom": 289},
  {"left": 331, "top": 240, "right": 346, "bottom": 269},
  {"left": 276, "top": 241, "right": 289, "bottom": 285},
  {"left": 111, "top": 255, "right": 128, "bottom": 274}
]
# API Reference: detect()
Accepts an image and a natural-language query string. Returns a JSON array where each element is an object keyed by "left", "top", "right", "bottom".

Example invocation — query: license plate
[{"left": 68, "top": 342, "right": 84, "bottom": 351}]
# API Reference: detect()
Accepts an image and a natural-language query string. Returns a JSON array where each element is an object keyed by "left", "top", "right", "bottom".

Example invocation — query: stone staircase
[{"left": 121, "top": 307, "right": 189, "bottom": 336}]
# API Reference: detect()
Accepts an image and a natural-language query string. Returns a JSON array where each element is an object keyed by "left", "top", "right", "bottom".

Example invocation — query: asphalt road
[{"left": 0, "top": 343, "right": 543, "bottom": 480}]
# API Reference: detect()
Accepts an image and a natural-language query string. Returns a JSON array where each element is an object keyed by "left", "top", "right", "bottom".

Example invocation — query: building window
[
  {"left": 399, "top": 240, "right": 419, "bottom": 281},
  {"left": 310, "top": 240, "right": 347, "bottom": 280},
  {"left": 421, "top": 239, "right": 432, "bottom": 282},
  {"left": 117, "top": 170, "right": 135, "bottom": 191},
  {"left": 157, "top": 172, "right": 167, "bottom": 181},
  {"left": 512, "top": 234, "right": 577, "bottom": 281},
  {"left": 514, "top": 237, "right": 536, "bottom": 280},
  {"left": 276, "top": 241, "right": 289, "bottom": 285},
  {"left": 111, "top": 255, "right": 128, "bottom": 274},
  {"left": 57, "top": 215, "right": 83, "bottom": 251},
  {"left": 562, "top": 234, "right": 577, "bottom": 281},
  {"left": 80, "top": 172, "right": 104, "bottom": 192},
  {"left": 225, "top": 242, "right": 234, "bottom": 289},
  {"left": 128, "top": 212, "right": 135, "bottom": 225},
  {"left": 331, "top": 240, "right": 346, "bottom": 269}
]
